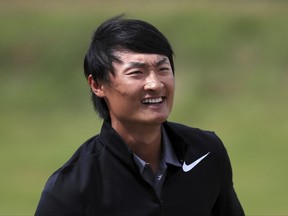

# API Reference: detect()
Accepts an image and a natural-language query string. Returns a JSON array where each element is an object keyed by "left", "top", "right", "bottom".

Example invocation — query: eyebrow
[{"left": 126, "top": 57, "right": 169, "bottom": 69}]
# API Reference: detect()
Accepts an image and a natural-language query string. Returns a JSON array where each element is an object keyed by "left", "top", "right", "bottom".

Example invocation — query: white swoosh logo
[{"left": 182, "top": 152, "right": 210, "bottom": 172}]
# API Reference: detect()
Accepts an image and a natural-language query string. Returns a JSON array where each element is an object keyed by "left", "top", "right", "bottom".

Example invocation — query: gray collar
[
  {"left": 161, "top": 126, "right": 182, "bottom": 167},
  {"left": 133, "top": 126, "right": 181, "bottom": 173}
]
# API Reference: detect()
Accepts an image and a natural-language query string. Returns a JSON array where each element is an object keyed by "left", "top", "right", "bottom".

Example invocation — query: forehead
[{"left": 114, "top": 50, "right": 170, "bottom": 66}]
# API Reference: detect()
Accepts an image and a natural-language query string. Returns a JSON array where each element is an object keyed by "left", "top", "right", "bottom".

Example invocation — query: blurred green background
[{"left": 1, "top": 0, "right": 288, "bottom": 215}]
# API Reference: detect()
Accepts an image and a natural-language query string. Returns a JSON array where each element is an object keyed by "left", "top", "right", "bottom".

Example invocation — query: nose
[{"left": 144, "top": 72, "right": 164, "bottom": 91}]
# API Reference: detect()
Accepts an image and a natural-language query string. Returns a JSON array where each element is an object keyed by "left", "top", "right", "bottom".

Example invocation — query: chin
[{"left": 145, "top": 115, "right": 169, "bottom": 125}]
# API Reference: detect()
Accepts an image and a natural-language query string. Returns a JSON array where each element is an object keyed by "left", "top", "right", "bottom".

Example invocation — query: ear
[{"left": 88, "top": 75, "right": 105, "bottom": 98}]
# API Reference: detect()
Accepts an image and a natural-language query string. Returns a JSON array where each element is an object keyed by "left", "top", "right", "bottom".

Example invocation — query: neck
[{"left": 112, "top": 121, "right": 163, "bottom": 173}]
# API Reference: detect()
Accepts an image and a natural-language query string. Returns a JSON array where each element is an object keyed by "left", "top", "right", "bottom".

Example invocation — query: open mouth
[{"left": 142, "top": 97, "right": 164, "bottom": 104}]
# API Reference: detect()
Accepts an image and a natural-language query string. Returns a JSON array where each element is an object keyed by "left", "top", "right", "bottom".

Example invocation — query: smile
[{"left": 142, "top": 97, "right": 164, "bottom": 104}]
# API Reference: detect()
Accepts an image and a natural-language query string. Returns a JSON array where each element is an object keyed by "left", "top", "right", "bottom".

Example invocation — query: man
[{"left": 35, "top": 15, "right": 245, "bottom": 215}]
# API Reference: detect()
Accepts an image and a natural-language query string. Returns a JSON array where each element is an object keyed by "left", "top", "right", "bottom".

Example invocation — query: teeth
[{"left": 142, "top": 97, "right": 163, "bottom": 104}]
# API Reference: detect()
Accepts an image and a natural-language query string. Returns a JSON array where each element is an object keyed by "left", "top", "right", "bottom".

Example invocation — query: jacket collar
[
  {"left": 98, "top": 121, "right": 138, "bottom": 172},
  {"left": 98, "top": 120, "right": 187, "bottom": 170}
]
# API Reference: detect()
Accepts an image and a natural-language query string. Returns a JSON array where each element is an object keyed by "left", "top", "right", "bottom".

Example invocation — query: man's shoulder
[
  {"left": 45, "top": 135, "right": 102, "bottom": 184},
  {"left": 164, "top": 121, "right": 225, "bottom": 151},
  {"left": 165, "top": 121, "right": 219, "bottom": 139}
]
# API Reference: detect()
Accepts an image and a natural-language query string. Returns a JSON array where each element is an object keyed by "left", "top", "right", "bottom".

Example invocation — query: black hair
[{"left": 83, "top": 15, "right": 174, "bottom": 120}]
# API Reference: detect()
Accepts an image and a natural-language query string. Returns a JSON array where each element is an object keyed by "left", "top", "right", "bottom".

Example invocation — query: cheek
[
  {"left": 166, "top": 78, "right": 175, "bottom": 107},
  {"left": 107, "top": 82, "right": 128, "bottom": 97},
  {"left": 166, "top": 77, "right": 175, "bottom": 92},
  {"left": 107, "top": 84, "right": 139, "bottom": 103},
  {"left": 115, "top": 87, "right": 135, "bottom": 99}
]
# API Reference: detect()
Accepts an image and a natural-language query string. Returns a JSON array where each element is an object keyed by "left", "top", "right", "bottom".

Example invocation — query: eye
[
  {"left": 127, "top": 70, "right": 143, "bottom": 75},
  {"left": 159, "top": 67, "right": 171, "bottom": 72}
]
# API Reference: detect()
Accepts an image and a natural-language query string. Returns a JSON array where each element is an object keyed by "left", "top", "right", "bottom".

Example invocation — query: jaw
[
  {"left": 141, "top": 103, "right": 172, "bottom": 124},
  {"left": 108, "top": 93, "right": 174, "bottom": 129}
]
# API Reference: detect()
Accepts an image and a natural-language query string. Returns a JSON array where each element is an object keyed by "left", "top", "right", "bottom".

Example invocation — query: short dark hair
[{"left": 83, "top": 15, "right": 174, "bottom": 120}]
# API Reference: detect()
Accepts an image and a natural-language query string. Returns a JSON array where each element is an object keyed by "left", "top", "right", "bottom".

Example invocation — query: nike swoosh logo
[{"left": 182, "top": 152, "right": 210, "bottom": 172}]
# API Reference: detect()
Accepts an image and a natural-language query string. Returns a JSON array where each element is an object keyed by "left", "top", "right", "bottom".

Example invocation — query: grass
[{"left": 1, "top": 0, "right": 288, "bottom": 215}]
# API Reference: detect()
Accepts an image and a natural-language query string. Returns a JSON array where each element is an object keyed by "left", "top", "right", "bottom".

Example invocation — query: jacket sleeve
[
  {"left": 212, "top": 144, "right": 245, "bottom": 216},
  {"left": 35, "top": 173, "right": 83, "bottom": 216}
]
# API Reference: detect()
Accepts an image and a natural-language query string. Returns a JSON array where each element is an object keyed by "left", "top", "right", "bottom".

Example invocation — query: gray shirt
[{"left": 133, "top": 126, "right": 182, "bottom": 198}]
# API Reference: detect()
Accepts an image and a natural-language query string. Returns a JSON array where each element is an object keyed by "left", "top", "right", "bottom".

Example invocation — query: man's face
[{"left": 101, "top": 51, "right": 175, "bottom": 127}]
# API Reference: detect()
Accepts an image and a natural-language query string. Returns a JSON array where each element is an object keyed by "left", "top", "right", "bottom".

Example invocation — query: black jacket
[{"left": 35, "top": 121, "right": 244, "bottom": 216}]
